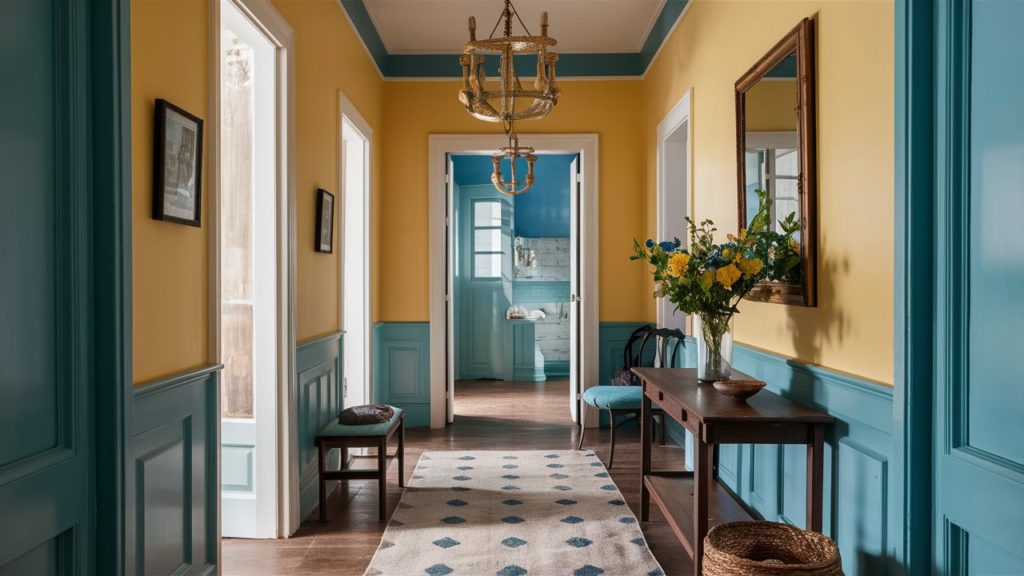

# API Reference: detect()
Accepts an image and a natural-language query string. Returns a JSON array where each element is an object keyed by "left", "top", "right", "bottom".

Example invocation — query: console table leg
[
  {"left": 806, "top": 423, "right": 825, "bottom": 532},
  {"left": 694, "top": 425, "right": 710, "bottom": 576},
  {"left": 640, "top": 390, "right": 652, "bottom": 522}
]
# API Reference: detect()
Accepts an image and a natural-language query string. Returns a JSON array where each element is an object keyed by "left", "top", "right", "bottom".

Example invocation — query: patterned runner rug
[{"left": 364, "top": 450, "right": 664, "bottom": 576}]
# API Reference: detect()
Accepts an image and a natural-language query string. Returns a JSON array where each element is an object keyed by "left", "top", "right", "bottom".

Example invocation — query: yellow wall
[
  {"left": 271, "top": 0, "right": 384, "bottom": 340},
  {"left": 131, "top": 0, "right": 382, "bottom": 383},
  {"left": 745, "top": 79, "right": 798, "bottom": 132},
  {"left": 378, "top": 79, "right": 648, "bottom": 322},
  {"left": 643, "top": 0, "right": 894, "bottom": 384},
  {"left": 132, "top": 0, "right": 211, "bottom": 383}
]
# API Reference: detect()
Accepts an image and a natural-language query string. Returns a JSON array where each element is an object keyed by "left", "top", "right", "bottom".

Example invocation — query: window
[
  {"left": 472, "top": 200, "right": 503, "bottom": 278},
  {"left": 745, "top": 145, "right": 801, "bottom": 242}
]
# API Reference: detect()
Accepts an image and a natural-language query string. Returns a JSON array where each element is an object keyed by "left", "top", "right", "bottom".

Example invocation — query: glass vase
[{"left": 696, "top": 312, "right": 734, "bottom": 383}]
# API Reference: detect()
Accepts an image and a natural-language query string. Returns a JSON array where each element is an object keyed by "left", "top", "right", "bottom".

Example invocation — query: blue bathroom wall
[{"left": 452, "top": 154, "right": 575, "bottom": 238}]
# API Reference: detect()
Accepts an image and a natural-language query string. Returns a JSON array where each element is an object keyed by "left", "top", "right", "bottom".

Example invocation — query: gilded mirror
[{"left": 736, "top": 18, "right": 817, "bottom": 306}]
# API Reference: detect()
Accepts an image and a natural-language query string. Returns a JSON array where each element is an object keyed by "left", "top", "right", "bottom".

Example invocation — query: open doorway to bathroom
[{"left": 449, "top": 153, "right": 579, "bottom": 421}]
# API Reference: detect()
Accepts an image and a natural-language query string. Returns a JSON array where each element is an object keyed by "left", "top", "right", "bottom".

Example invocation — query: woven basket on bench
[{"left": 703, "top": 521, "right": 843, "bottom": 576}]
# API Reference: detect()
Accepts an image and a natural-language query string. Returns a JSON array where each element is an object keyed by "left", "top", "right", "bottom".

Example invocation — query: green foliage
[{"left": 633, "top": 189, "right": 801, "bottom": 317}]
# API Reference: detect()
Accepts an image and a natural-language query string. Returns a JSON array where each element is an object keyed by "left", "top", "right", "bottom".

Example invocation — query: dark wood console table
[{"left": 633, "top": 368, "right": 834, "bottom": 575}]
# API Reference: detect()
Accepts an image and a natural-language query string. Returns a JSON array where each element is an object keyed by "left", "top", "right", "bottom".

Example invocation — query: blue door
[
  {"left": 933, "top": 1, "right": 1024, "bottom": 573},
  {"left": 0, "top": 0, "right": 96, "bottom": 572},
  {"left": 455, "top": 184, "right": 512, "bottom": 380}
]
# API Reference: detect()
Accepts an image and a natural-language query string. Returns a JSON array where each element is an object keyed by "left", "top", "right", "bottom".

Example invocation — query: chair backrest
[{"left": 611, "top": 325, "right": 687, "bottom": 386}]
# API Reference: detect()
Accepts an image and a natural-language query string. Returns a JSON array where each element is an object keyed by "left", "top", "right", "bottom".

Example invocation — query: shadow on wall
[{"left": 785, "top": 233, "right": 849, "bottom": 367}]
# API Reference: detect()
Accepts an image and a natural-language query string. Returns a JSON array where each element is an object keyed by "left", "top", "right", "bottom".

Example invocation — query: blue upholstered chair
[{"left": 578, "top": 326, "right": 686, "bottom": 468}]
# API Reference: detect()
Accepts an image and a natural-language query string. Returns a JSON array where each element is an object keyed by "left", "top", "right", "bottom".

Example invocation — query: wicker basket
[{"left": 703, "top": 521, "right": 843, "bottom": 576}]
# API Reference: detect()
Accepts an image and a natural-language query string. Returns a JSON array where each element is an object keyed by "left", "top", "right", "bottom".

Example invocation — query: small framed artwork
[
  {"left": 153, "top": 99, "right": 204, "bottom": 226},
  {"left": 315, "top": 188, "right": 335, "bottom": 253}
]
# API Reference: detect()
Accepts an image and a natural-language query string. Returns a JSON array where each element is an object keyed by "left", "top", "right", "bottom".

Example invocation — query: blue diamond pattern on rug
[
  {"left": 364, "top": 451, "right": 663, "bottom": 576},
  {"left": 432, "top": 537, "right": 460, "bottom": 549},
  {"left": 501, "top": 537, "right": 528, "bottom": 548}
]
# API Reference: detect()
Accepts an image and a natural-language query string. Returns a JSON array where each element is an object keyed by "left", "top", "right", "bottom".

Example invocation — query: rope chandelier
[{"left": 459, "top": 0, "right": 560, "bottom": 196}]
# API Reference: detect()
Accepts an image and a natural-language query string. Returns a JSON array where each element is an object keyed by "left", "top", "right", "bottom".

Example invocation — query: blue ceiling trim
[
  {"left": 340, "top": 0, "right": 390, "bottom": 71},
  {"left": 640, "top": 0, "right": 689, "bottom": 69},
  {"left": 343, "top": 0, "right": 687, "bottom": 78}
]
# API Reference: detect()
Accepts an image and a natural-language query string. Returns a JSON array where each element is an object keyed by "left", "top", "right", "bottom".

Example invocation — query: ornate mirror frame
[{"left": 735, "top": 17, "right": 818, "bottom": 307}]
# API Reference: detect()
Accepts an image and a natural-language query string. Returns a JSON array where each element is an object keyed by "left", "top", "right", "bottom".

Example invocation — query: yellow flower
[
  {"left": 667, "top": 253, "right": 691, "bottom": 278},
  {"left": 739, "top": 228, "right": 748, "bottom": 241},
  {"left": 790, "top": 240, "right": 800, "bottom": 253},
  {"left": 716, "top": 264, "right": 742, "bottom": 288},
  {"left": 737, "top": 257, "right": 764, "bottom": 276},
  {"left": 722, "top": 248, "right": 733, "bottom": 261}
]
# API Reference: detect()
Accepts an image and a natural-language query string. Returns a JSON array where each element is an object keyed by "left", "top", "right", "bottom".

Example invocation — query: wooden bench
[{"left": 314, "top": 408, "right": 405, "bottom": 521}]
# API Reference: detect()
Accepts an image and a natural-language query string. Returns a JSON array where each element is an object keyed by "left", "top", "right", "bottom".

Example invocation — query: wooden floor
[{"left": 223, "top": 380, "right": 693, "bottom": 575}]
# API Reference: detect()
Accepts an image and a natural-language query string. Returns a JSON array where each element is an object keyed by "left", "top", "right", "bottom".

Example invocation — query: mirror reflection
[{"left": 736, "top": 17, "right": 817, "bottom": 306}]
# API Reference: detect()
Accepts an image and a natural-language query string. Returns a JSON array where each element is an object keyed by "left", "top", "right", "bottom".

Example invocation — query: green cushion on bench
[{"left": 317, "top": 406, "right": 403, "bottom": 438}]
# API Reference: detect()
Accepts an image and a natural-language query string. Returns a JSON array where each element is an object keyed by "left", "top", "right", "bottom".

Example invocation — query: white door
[
  {"left": 219, "top": 0, "right": 278, "bottom": 539},
  {"left": 342, "top": 117, "right": 370, "bottom": 409},
  {"left": 569, "top": 155, "right": 581, "bottom": 423},
  {"left": 446, "top": 154, "right": 457, "bottom": 423}
]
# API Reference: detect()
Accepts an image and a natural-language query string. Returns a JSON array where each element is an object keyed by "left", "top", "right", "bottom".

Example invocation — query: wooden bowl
[{"left": 713, "top": 379, "right": 765, "bottom": 400}]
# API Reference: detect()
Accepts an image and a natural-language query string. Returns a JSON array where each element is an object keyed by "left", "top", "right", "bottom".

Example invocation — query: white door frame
[
  {"left": 428, "top": 134, "right": 600, "bottom": 429},
  {"left": 208, "top": 0, "right": 297, "bottom": 540},
  {"left": 656, "top": 89, "right": 693, "bottom": 333},
  {"left": 338, "top": 92, "right": 373, "bottom": 410}
]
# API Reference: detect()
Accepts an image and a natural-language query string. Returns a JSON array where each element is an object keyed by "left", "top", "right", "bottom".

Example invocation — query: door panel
[
  {"left": 934, "top": 1, "right": 1024, "bottom": 572},
  {"left": 0, "top": 0, "right": 93, "bottom": 570},
  {"left": 569, "top": 156, "right": 581, "bottom": 423}
]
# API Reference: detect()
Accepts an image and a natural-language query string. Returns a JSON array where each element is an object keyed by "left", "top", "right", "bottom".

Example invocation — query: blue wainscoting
[
  {"left": 716, "top": 345, "right": 894, "bottom": 576},
  {"left": 127, "top": 365, "right": 221, "bottom": 576},
  {"left": 296, "top": 331, "right": 344, "bottom": 522},
  {"left": 373, "top": 323, "right": 431, "bottom": 427}
]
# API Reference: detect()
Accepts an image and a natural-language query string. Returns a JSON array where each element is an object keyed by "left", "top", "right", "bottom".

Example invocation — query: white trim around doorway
[
  {"left": 208, "top": 0, "right": 298, "bottom": 540},
  {"left": 427, "top": 134, "right": 600, "bottom": 430},
  {"left": 656, "top": 88, "right": 693, "bottom": 333}
]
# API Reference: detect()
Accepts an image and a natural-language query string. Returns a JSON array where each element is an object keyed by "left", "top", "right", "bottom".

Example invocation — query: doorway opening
[
  {"left": 428, "top": 134, "right": 600, "bottom": 431},
  {"left": 340, "top": 96, "right": 372, "bottom": 412},
  {"left": 657, "top": 89, "right": 692, "bottom": 335},
  {"left": 449, "top": 154, "right": 578, "bottom": 421},
  {"left": 216, "top": 0, "right": 294, "bottom": 540}
]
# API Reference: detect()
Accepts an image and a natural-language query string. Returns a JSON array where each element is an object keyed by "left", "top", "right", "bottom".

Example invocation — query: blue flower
[
  {"left": 645, "top": 239, "right": 655, "bottom": 248},
  {"left": 658, "top": 241, "right": 677, "bottom": 252}
]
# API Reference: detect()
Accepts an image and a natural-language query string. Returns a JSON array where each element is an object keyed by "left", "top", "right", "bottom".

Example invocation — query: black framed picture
[
  {"left": 153, "top": 99, "right": 204, "bottom": 226},
  {"left": 315, "top": 188, "right": 335, "bottom": 253}
]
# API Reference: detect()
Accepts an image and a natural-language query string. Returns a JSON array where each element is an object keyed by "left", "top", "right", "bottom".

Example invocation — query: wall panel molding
[
  {"left": 374, "top": 323, "right": 431, "bottom": 427},
  {"left": 126, "top": 365, "right": 220, "bottom": 576},
  {"left": 296, "top": 331, "right": 344, "bottom": 522}
]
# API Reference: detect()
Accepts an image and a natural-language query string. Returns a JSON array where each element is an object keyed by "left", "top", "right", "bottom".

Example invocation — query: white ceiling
[{"left": 362, "top": 0, "right": 667, "bottom": 54}]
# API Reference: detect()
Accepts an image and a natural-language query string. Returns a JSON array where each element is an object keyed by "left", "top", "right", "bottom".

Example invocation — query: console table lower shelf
[{"left": 643, "top": 472, "right": 754, "bottom": 559}]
